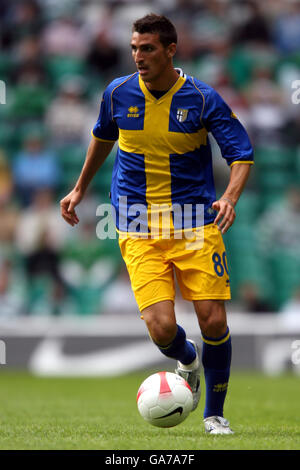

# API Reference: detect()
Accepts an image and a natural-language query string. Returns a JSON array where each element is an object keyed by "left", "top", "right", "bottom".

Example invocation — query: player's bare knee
[
  {"left": 201, "top": 314, "right": 227, "bottom": 338},
  {"left": 195, "top": 301, "right": 227, "bottom": 338},
  {"left": 146, "top": 318, "right": 177, "bottom": 346},
  {"left": 142, "top": 301, "right": 176, "bottom": 345}
]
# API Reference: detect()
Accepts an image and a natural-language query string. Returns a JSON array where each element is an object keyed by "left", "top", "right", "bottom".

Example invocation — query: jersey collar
[
  {"left": 175, "top": 67, "right": 186, "bottom": 79},
  {"left": 138, "top": 72, "right": 186, "bottom": 104}
]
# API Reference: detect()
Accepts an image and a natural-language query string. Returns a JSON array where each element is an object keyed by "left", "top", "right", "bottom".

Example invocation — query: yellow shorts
[{"left": 118, "top": 224, "right": 231, "bottom": 312}]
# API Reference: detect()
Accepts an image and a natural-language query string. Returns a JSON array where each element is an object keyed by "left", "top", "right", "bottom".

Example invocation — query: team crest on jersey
[{"left": 176, "top": 108, "right": 189, "bottom": 123}]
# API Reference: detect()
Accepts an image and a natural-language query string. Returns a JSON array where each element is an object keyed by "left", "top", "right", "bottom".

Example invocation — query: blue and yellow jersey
[{"left": 92, "top": 71, "right": 253, "bottom": 233}]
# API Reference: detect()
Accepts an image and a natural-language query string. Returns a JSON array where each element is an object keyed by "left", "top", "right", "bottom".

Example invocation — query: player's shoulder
[
  {"left": 185, "top": 75, "right": 217, "bottom": 100},
  {"left": 184, "top": 75, "right": 226, "bottom": 115},
  {"left": 104, "top": 72, "right": 139, "bottom": 96}
]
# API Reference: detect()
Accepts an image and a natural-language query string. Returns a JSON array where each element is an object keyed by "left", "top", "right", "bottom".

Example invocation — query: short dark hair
[{"left": 132, "top": 13, "right": 177, "bottom": 48}]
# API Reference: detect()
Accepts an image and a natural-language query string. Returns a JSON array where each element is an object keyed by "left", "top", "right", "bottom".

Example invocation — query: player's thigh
[
  {"left": 119, "top": 236, "right": 176, "bottom": 312},
  {"left": 173, "top": 224, "right": 231, "bottom": 301}
]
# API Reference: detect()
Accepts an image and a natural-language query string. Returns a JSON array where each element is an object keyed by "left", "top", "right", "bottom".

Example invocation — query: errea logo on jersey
[{"left": 127, "top": 106, "right": 139, "bottom": 118}]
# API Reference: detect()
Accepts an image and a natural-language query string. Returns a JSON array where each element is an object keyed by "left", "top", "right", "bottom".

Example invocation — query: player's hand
[
  {"left": 60, "top": 189, "right": 83, "bottom": 227},
  {"left": 212, "top": 198, "right": 236, "bottom": 234}
]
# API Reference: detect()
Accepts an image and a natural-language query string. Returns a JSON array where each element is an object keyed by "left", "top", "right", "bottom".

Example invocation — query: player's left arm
[
  {"left": 201, "top": 86, "right": 254, "bottom": 234},
  {"left": 212, "top": 163, "right": 252, "bottom": 234}
]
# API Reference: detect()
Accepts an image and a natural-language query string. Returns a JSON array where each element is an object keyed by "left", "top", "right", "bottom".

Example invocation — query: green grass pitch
[{"left": 0, "top": 371, "right": 299, "bottom": 450}]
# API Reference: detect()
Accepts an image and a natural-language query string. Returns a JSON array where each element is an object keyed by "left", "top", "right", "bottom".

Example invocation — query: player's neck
[{"left": 144, "top": 67, "right": 180, "bottom": 92}]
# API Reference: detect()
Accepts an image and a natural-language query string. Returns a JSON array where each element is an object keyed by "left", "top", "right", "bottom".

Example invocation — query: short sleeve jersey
[{"left": 92, "top": 71, "right": 253, "bottom": 232}]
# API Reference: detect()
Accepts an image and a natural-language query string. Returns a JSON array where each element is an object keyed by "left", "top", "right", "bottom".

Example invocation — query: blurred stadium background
[{"left": 0, "top": 0, "right": 300, "bottom": 377}]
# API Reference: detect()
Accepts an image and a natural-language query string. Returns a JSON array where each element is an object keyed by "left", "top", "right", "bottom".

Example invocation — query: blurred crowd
[{"left": 0, "top": 0, "right": 300, "bottom": 317}]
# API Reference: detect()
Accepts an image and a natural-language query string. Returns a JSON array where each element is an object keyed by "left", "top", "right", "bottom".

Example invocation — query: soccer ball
[{"left": 136, "top": 371, "right": 193, "bottom": 428}]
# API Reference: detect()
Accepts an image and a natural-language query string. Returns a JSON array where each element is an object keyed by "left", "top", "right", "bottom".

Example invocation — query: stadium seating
[
  {"left": 0, "top": 53, "right": 12, "bottom": 81},
  {"left": 45, "top": 56, "right": 87, "bottom": 86},
  {"left": 1, "top": 1, "right": 299, "bottom": 315},
  {"left": 270, "top": 252, "right": 300, "bottom": 308},
  {"left": 9, "top": 84, "right": 52, "bottom": 119}
]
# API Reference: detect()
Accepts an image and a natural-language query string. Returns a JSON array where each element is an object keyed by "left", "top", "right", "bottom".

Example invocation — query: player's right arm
[
  {"left": 60, "top": 138, "right": 115, "bottom": 226},
  {"left": 61, "top": 79, "right": 119, "bottom": 227}
]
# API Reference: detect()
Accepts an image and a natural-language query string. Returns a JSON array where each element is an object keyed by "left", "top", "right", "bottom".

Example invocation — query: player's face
[{"left": 131, "top": 32, "right": 175, "bottom": 84}]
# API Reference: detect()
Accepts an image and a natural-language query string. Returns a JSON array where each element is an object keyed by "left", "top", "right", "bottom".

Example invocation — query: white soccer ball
[{"left": 136, "top": 371, "right": 193, "bottom": 428}]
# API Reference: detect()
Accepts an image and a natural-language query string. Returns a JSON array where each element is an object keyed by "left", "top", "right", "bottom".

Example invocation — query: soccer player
[{"left": 60, "top": 14, "right": 253, "bottom": 435}]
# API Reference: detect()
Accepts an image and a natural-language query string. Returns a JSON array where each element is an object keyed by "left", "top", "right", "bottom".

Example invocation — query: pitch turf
[{"left": 0, "top": 371, "right": 299, "bottom": 450}]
